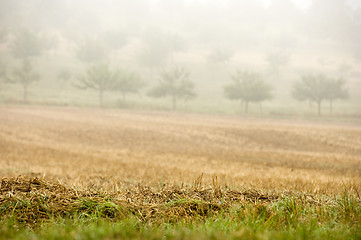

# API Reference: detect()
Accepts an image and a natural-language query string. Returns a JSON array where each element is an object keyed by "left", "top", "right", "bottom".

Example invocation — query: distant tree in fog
[
  {"left": 115, "top": 70, "right": 143, "bottom": 102},
  {"left": 8, "top": 59, "right": 41, "bottom": 102},
  {"left": 57, "top": 69, "right": 72, "bottom": 82},
  {"left": 207, "top": 48, "right": 233, "bottom": 65},
  {"left": 324, "top": 78, "right": 349, "bottom": 114},
  {"left": 138, "top": 30, "right": 186, "bottom": 69},
  {"left": 11, "top": 29, "right": 44, "bottom": 60},
  {"left": 265, "top": 50, "right": 291, "bottom": 75},
  {"left": 138, "top": 43, "right": 169, "bottom": 69},
  {"left": 57, "top": 68, "right": 72, "bottom": 97},
  {"left": 76, "top": 38, "right": 108, "bottom": 64},
  {"left": 0, "top": 63, "right": 6, "bottom": 92},
  {"left": 148, "top": 67, "right": 196, "bottom": 110},
  {"left": 103, "top": 30, "right": 128, "bottom": 51},
  {"left": 207, "top": 48, "right": 233, "bottom": 82},
  {"left": 224, "top": 71, "right": 272, "bottom": 114},
  {"left": 75, "top": 64, "right": 117, "bottom": 107},
  {"left": 0, "top": 28, "right": 8, "bottom": 43},
  {"left": 292, "top": 74, "right": 349, "bottom": 116}
]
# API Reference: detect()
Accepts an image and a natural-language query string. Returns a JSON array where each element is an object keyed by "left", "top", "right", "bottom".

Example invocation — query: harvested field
[
  {"left": 0, "top": 106, "right": 360, "bottom": 194},
  {"left": 1, "top": 106, "right": 361, "bottom": 239}
]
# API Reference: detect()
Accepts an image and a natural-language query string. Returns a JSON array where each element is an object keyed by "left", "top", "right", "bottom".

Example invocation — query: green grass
[{"left": 1, "top": 192, "right": 360, "bottom": 239}]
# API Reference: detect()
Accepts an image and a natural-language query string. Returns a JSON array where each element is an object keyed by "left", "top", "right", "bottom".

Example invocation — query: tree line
[
  {"left": 1, "top": 59, "right": 349, "bottom": 116},
  {"left": 0, "top": 28, "right": 351, "bottom": 116}
]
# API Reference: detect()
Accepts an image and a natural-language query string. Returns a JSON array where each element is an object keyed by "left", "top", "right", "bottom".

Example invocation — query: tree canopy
[
  {"left": 115, "top": 69, "right": 143, "bottom": 101},
  {"left": 148, "top": 67, "right": 196, "bottom": 110},
  {"left": 75, "top": 64, "right": 117, "bottom": 107},
  {"left": 224, "top": 70, "right": 272, "bottom": 113},
  {"left": 292, "top": 74, "right": 349, "bottom": 115},
  {"left": 0, "top": 62, "right": 6, "bottom": 91},
  {"left": 11, "top": 29, "right": 44, "bottom": 60},
  {"left": 9, "top": 59, "right": 41, "bottom": 102},
  {"left": 76, "top": 38, "right": 109, "bottom": 64}
]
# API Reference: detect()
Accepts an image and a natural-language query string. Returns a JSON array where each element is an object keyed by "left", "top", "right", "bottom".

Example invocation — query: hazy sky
[
  {"left": 185, "top": 0, "right": 360, "bottom": 9},
  {"left": 263, "top": 0, "right": 312, "bottom": 9}
]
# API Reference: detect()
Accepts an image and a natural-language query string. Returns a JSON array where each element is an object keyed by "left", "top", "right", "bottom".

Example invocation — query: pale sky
[
  {"left": 262, "top": 0, "right": 312, "bottom": 9},
  {"left": 184, "top": 0, "right": 361, "bottom": 10}
]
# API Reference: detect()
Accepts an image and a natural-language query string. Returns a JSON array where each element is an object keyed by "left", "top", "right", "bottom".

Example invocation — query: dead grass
[
  {"left": 0, "top": 176, "right": 282, "bottom": 225},
  {"left": 0, "top": 106, "right": 360, "bottom": 195}
]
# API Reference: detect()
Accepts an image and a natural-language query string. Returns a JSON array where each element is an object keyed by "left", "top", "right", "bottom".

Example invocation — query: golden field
[{"left": 0, "top": 106, "right": 360, "bottom": 195}]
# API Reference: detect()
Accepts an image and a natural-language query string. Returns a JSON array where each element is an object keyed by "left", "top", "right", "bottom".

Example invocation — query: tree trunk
[
  {"left": 244, "top": 101, "right": 249, "bottom": 114},
  {"left": 259, "top": 102, "right": 263, "bottom": 112},
  {"left": 122, "top": 91, "right": 126, "bottom": 102},
  {"left": 99, "top": 90, "right": 103, "bottom": 107},
  {"left": 329, "top": 99, "right": 333, "bottom": 115},
  {"left": 172, "top": 94, "right": 176, "bottom": 111}
]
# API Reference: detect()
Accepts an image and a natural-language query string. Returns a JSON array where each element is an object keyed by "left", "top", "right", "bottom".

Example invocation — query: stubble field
[{"left": 0, "top": 106, "right": 360, "bottom": 239}]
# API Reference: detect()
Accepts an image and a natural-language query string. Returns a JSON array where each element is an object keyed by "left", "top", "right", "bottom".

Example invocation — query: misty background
[{"left": 0, "top": 0, "right": 360, "bottom": 116}]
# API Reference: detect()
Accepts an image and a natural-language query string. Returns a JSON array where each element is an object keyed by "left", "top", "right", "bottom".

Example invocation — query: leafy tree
[
  {"left": 207, "top": 48, "right": 233, "bottom": 65},
  {"left": 8, "top": 59, "right": 41, "bottom": 102},
  {"left": 0, "top": 62, "right": 6, "bottom": 92},
  {"left": 138, "top": 30, "right": 186, "bottom": 69},
  {"left": 137, "top": 30, "right": 170, "bottom": 69},
  {"left": 292, "top": 74, "right": 349, "bottom": 116},
  {"left": 265, "top": 50, "right": 291, "bottom": 75},
  {"left": 57, "top": 69, "right": 72, "bottom": 82},
  {"left": 115, "top": 70, "right": 143, "bottom": 101},
  {"left": 76, "top": 38, "right": 108, "bottom": 64},
  {"left": 11, "top": 29, "right": 44, "bottom": 60},
  {"left": 148, "top": 67, "right": 196, "bottom": 110},
  {"left": 207, "top": 48, "right": 233, "bottom": 82},
  {"left": 0, "top": 28, "right": 8, "bottom": 43},
  {"left": 104, "top": 30, "right": 127, "bottom": 51},
  {"left": 75, "top": 64, "right": 117, "bottom": 107},
  {"left": 224, "top": 70, "right": 272, "bottom": 114},
  {"left": 324, "top": 77, "right": 349, "bottom": 114}
]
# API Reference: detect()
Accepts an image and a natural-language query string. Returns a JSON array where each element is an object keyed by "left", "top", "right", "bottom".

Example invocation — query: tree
[
  {"left": 103, "top": 30, "right": 127, "bottom": 51},
  {"left": 57, "top": 69, "right": 72, "bottom": 82},
  {"left": 292, "top": 74, "right": 348, "bottom": 116},
  {"left": 115, "top": 70, "right": 143, "bottom": 102},
  {"left": 75, "top": 64, "right": 117, "bottom": 107},
  {"left": 76, "top": 38, "right": 108, "bottom": 64},
  {"left": 138, "top": 30, "right": 186, "bottom": 69},
  {"left": 9, "top": 59, "right": 41, "bottom": 102},
  {"left": 0, "top": 28, "right": 8, "bottom": 43},
  {"left": 224, "top": 70, "right": 272, "bottom": 114},
  {"left": 11, "top": 29, "right": 44, "bottom": 60},
  {"left": 207, "top": 48, "right": 233, "bottom": 82},
  {"left": 207, "top": 48, "right": 233, "bottom": 65},
  {"left": 324, "top": 78, "right": 349, "bottom": 114},
  {"left": 148, "top": 67, "right": 196, "bottom": 110},
  {"left": 0, "top": 62, "right": 6, "bottom": 92},
  {"left": 265, "top": 50, "right": 291, "bottom": 75}
]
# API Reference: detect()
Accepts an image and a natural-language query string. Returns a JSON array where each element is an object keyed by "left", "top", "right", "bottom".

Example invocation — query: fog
[{"left": 0, "top": 0, "right": 360, "bottom": 116}]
